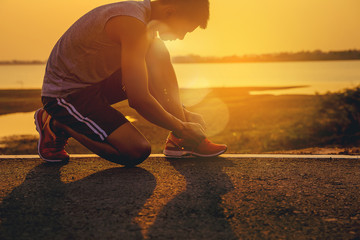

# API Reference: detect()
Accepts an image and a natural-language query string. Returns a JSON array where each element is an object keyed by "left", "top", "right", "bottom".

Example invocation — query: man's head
[
  {"left": 157, "top": 0, "right": 209, "bottom": 29},
  {"left": 150, "top": 0, "right": 210, "bottom": 41}
]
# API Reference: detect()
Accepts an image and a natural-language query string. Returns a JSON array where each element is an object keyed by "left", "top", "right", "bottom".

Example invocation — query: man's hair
[{"left": 158, "top": 0, "right": 210, "bottom": 29}]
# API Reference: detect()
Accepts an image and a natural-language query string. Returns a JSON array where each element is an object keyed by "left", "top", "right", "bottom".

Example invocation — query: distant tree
[{"left": 171, "top": 50, "right": 360, "bottom": 63}]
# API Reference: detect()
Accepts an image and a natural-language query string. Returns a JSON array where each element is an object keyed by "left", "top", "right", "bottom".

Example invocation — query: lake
[{"left": 1, "top": 60, "right": 360, "bottom": 94}]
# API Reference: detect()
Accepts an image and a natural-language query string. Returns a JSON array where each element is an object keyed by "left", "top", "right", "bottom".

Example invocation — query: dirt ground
[{"left": 1, "top": 156, "right": 360, "bottom": 240}]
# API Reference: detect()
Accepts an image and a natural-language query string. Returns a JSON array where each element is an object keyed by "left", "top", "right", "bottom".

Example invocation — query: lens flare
[
  {"left": 190, "top": 97, "right": 229, "bottom": 137},
  {"left": 180, "top": 88, "right": 212, "bottom": 107},
  {"left": 180, "top": 77, "right": 213, "bottom": 107}
]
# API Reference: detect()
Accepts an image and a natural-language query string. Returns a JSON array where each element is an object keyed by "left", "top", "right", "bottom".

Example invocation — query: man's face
[{"left": 157, "top": 16, "right": 199, "bottom": 41}]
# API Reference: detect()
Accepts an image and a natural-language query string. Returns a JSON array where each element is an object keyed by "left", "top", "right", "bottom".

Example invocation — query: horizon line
[{"left": 1, "top": 49, "right": 359, "bottom": 63}]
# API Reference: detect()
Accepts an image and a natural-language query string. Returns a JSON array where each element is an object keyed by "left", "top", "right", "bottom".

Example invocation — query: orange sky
[{"left": 0, "top": 0, "right": 360, "bottom": 60}]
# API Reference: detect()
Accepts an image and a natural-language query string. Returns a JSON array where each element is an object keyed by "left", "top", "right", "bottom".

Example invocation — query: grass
[
  {"left": 0, "top": 87, "right": 359, "bottom": 155},
  {"left": 0, "top": 89, "right": 43, "bottom": 115}
]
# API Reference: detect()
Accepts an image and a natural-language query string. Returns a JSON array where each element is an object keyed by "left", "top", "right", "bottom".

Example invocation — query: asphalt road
[{"left": 1, "top": 156, "right": 360, "bottom": 239}]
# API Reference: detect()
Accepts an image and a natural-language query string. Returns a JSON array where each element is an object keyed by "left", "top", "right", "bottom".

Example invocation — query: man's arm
[
  {"left": 183, "top": 107, "right": 207, "bottom": 130},
  {"left": 104, "top": 16, "right": 205, "bottom": 143}
]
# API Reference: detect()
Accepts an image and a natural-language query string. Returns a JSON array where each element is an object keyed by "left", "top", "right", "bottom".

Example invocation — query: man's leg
[
  {"left": 40, "top": 81, "right": 151, "bottom": 166},
  {"left": 52, "top": 119, "right": 151, "bottom": 166},
  {"left": 145, "top": 38, "right": 227, "bottom": 158}
]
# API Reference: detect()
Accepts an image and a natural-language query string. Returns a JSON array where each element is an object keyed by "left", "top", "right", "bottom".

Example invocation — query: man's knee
[
  {"left": 130, "top": 140, "right": 152, "bottom": 165},
  {"left": 104, "top": 139, "right": 151, "bottom": 167}
]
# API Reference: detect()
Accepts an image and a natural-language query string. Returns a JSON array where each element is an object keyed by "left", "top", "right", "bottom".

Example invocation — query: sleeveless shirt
[{"left": 42, "top": 0, "right": 151, "bottom": 97}]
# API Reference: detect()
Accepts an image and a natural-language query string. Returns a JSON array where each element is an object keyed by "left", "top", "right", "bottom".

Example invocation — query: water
[
  {"left": 1, "top": 60, "right": 360, "bottom": 94},
  {"left": 174, "top": 61, "right": 360, "bottom": 94},
  {"left": 0, "top": 112, "right": 38, "bottom": 138},
  {"left": 0, "top": 65, "right": 46, "bottom": 89}
]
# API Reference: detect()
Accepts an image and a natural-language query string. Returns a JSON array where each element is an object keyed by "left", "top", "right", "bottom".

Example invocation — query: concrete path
[{"left": 1, "top": 155, "right": 360, "bottom": 239}]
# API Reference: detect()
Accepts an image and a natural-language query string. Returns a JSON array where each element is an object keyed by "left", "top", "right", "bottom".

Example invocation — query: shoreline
[
  {"left": 1, "top": 87, "right": 358, "bottom": 155},
  {"left": 2, "top": 50, "right": 360, "bottom": 65},
  {"left": 0, "top": 86, "right": 315, "bottom": 116}
]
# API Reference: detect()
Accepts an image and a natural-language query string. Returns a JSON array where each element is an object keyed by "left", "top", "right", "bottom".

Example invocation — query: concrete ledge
[{"left": 1, "top": 153, "right": 360, "bottom": 160}]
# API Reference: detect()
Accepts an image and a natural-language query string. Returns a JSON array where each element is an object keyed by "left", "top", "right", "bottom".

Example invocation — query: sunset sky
[{"left": 0, "top": 0, "right": 359, "bottom": 61}]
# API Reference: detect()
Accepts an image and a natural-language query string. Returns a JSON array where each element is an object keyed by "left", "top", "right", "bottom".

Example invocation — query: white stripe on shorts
[{"left": 56, "top": 98, "right": 108, "bottom": 141}]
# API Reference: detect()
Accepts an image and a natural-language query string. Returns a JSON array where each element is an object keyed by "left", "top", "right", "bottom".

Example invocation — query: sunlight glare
[
  {"left": 180, "top": 88, "right": 212, "bottom": 107},
  {"left": 180, "top": 77, "right": 212, "bottom": 107},
  {"left": 191, "top": 98, "right": 229, "bottom": 137}
]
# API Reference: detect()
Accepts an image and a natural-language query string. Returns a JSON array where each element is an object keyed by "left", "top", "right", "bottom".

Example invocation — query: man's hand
[
  {"left": 173, "top": 121, "right": 206, "bottom": 145},
  {"left": 184, "top": 109, "right": 207, "bottom": 130}
]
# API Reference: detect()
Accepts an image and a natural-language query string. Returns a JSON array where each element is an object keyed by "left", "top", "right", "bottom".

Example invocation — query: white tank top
[{"left": 42, "top": 0, "right": 151, "bottom": 97}]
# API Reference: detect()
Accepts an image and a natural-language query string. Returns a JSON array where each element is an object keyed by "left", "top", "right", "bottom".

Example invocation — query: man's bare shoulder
[{"left": 104, "top": 16, "right": 149, "bottom": 46}]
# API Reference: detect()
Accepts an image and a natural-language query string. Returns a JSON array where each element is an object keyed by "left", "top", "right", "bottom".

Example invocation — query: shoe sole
[
  {"left": 34, "top": 109, "right": 66, "bottom": 163},
  {"left": 163, "top": 147, "right": 227, "bottom": 158}
]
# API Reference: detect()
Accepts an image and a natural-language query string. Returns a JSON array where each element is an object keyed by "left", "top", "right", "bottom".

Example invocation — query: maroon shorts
[{"left": 42, "top": 69, "right": 129, "bottom": 142}]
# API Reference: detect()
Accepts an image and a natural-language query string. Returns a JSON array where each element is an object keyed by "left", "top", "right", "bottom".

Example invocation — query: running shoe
[
  {"left": 163, "top": 132, "right": 227, "bottom": 158},
  {"left": 34, "top": 108, "right": 70, "bottom": 162}
]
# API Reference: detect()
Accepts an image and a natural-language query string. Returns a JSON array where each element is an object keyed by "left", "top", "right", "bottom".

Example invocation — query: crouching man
[{"left": 35, "top": 0, "right": 227, "bottom": 167}]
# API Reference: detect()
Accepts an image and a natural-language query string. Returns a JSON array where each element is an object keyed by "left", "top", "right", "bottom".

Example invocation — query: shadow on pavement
[
  {"left": 1, "top": 157, "right": 241, "bottom": 239},
  {"left": 147, "top": 157, "right": 238, "bottom": 239},
  {"left": 0, "top": 162, "right": 156, "bottom": 239}
]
